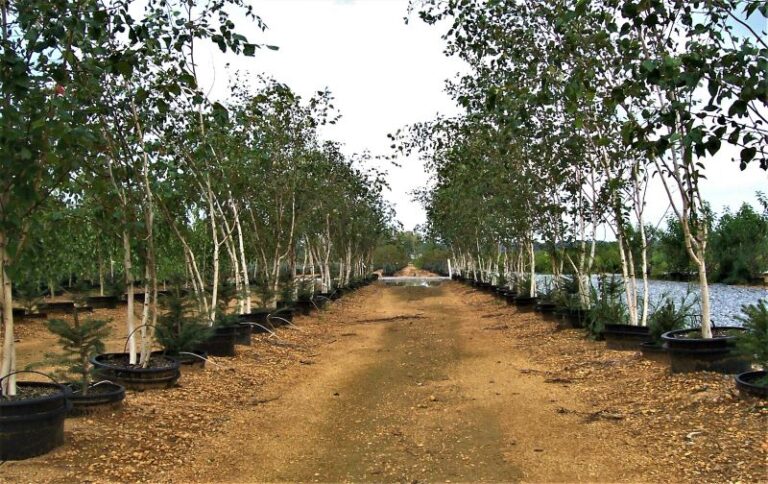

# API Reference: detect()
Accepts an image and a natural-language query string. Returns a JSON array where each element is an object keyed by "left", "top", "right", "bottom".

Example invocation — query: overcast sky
[{"left": 197, "top": 0, "right": 767, "bottom": 233}]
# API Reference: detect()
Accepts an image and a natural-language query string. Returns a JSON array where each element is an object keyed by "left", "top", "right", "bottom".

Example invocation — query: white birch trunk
[{"left": 0, "top": 232, "right": 16, "bottom": 396}]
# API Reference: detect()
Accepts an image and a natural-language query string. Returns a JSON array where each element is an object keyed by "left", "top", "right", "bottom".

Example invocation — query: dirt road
[
  {"left": 4, "top": 280, "right": 764, "bottom": 483},
  {"left": 177, "top": 282, "right": 649, "bottom": 482}
]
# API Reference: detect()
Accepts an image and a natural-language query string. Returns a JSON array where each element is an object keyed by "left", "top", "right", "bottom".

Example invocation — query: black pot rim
[
  {"left": 66, "top": 381, "right": 125, "bottom": 397},
  {"left": 603, "top": 324, "right": 650, "bottom": 334},
  {"left": 91, "top": 353, "right": 180, "bottom": 373},
  {"left": 735, "top": 370, "right": 767, "bottom": 386},
  {"left": 661, "top": 326, "right": 746, "bottom": 343},
  {"left": 213, "top": 325, "right": 240, "bottom": 334},
  {"left": 0, "top": 381, "right": 70, "bottom": 407},
  {"left": 735, "top": 370, "right": 768, "bottom": 397},
  {"left": 640, "top": 341, "right": 664, "bottom": 348}
]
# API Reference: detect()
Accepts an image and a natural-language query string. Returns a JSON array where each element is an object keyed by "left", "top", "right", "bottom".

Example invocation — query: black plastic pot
[
  {"left": 44, "top": 301, "right": 76, "bottom": 313},
  {"left": 514, "top": 296, "right": 538, "bottom": 311},
  {"left": 534, "top": 301, "right": 557, "bottom": 314},
  {"left": 236, "top": 323, "right": 253, "bottom": 346},
  {"left": 661, "top": 327, "right": 751, "bottom": 374},
  {"left": 314, "top": 293, "right": 333, "bottom": 306},
  {"left": 603, "top": 324, "right": 651, "bottom": 351},
  {"left": 12, "top": 308, "right": 25, "bottom": 318},
  {"left": 196, "top": 326, "right": 238, "bottom": 356},
  {"left": 270, "top": 308, "right": 294, "bottom": 326},
  {"left": 295, "top": 299, "right": 314, "bottom": 316},
  {"left": 238, "top": 309, "right": 271, "bottom": 324},
  {"left": 734, "top": 371, "right": 768, "bottom": 398},
  {"left": 559, "top": 308, "right": 586, "bottom": 329},
  {"left": 504, "top": 292, "right": 518, "bottom": 305},
  {"left": 0, "top": 381, "right": 71, "bottom": 460},
  {"left": 87, "top": 295, "right": 118, "bottom": 309},
  {"left": 640, "top": 341, "right": 669, "bottom": 364},
  {"left": 91, "top": 353, "right": 181, "bottom": 390},
  {"left": 176, "top": 350, "right": 208, "bottom": 370},
  {"left": 66, "top": 382, "right": 125, "bottom": 416},
  {"left": 21, "top": 312, "right": 48, "bottom": 320}
]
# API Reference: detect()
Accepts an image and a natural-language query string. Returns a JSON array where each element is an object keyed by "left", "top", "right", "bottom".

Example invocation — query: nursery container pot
[
  {"left": 65, "top": 382, "right": 125, "bottom": 416},
  {"left": 176, "top": 350, "right": 208, "bottom": 370},
  {"left": 603, "top": 324, "right": 651, "bottom": 351},
  {"left": 0, "top": 381, "right": 71, "bottom": 460},
  {"left": 514, "top": 296, "right": 538, "bottom": 311},
  {"left": 236, "top": 323, "right": 253, "bottom": 346},
  {"left": 295, "top": 299, "right": 314, "bottom": 316},
  {"left": 639, "top": 341, "right": 669, "bottom": 364},
  {"left": 86, "top": 295, "right": 118, "bottom": 309},
  {"left": 91, "top": 352, "right": 181, "bottom": 390},
  {"left": 734, "top": 370, "right": 768, "bottom": 398},
  {"left": 196, "top": 326, "right": 239, "bottom": 356},
  {"left": 661, "top": 327, "right": 751, "bottom": 374}
]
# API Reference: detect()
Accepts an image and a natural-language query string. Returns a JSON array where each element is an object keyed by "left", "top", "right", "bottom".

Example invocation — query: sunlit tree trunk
[
  {"left": 0, "top": 231, "right": 17, "bottom": 396},
  {"left": 122, "top": 230, "right": 137, "bottom": 364}
]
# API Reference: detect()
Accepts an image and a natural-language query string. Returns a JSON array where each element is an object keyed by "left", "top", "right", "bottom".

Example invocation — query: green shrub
[
  {"left": 15, "top": 280, "right": 44, "bottom": 313},
  {"left": 45, "top": 316, "right": 111, "bottom": 394},
  {"left": 647, "top": 292, "right": 699, "bottom": 343},
  {"left": 736, "top": 299, "right": 768, "bottom": 384},
  {"left": 155, "top": 292, "right": 213, "bottom": 355},
  {"left": 586, "top": 276, "right": 627, "bottom": 340}
]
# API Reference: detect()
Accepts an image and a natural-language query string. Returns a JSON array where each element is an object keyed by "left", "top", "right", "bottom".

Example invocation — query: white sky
[{"left": 197, "top": 0, "right": 767, "bottom": 233}]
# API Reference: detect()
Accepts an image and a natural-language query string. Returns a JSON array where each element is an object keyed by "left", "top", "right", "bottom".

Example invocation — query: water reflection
[
  {"left": 535, "top": 275, "right": 767, "bottom": 326},
  {"left": 380, "top": 277, "right": 447, "bottom": 287}
]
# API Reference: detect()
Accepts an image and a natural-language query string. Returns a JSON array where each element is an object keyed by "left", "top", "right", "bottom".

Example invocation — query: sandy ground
[{"left": 1, "top": 281, "right": 766, "bottom": 483}]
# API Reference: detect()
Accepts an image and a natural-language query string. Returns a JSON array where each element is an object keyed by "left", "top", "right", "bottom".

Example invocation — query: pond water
[
  {"left": 380, "top": 277, "right": 448, "bottom": 287},
  {"left": 381, "top": 275, "right": 767, "bottom": 325},
  {"left": 538, "top": 275, "right": 768, "bottom": 326},
  {"left": 637, "top": 279, "right": 767, "bottom": 326}
]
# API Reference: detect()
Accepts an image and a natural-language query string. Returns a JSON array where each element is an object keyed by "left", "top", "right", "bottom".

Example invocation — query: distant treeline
[
  {"left": 373, "top": 231, "right": 451, "bottom": 276},
  {"left": 535, "top": 200, "right": 768, "bottom": 285}
]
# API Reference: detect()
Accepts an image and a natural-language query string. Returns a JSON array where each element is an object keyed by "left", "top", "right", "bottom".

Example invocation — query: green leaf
[
  {"left": 641, "top": 60, "right": 655, "bottom": 72},
  {"left": 740, "top": 147, "right": 757, "bottom": 163}
]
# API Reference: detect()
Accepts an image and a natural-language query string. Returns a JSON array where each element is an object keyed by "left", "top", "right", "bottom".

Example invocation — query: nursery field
[{"left": 2, "top": 279, "right": 765, "bottom": 483}]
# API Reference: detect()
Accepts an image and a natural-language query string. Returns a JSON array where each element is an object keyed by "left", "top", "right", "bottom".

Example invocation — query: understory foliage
[
  {"left": 647, "top": 293, "right": 700, "bottom": 344},
  {"left": 402, "top": 0, "right": 767, "bottom": 338},
  {"left": 45, "top": 316, "right": 111, "bottom": 394},
  {"left": 736, "top": 300, "right": 768, "bottom": 378}
]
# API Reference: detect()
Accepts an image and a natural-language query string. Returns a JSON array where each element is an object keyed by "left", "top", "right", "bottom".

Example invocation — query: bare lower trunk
[
  {"left": 290, "top": 245, "right": 298, "bottom": 301},
  {"left": 698, "top": 260, "right": 712, "bottom": 338},
  {"left": 234, "top": 203, "right": 251, "bottom": 313},
  {"left": 207, "top": 178, "right": 220, "bottom": 323},
  {"left": 0, "top": 232, "right": 16, "bottom": 396},
  {"left": 98, "top": 251, "right": 105, "bottom": 297},
  {"left": 123, "top": 231, "right": 137, "bottom": 365},
  {"left": 638, "top": 222, "right": 650, "bottom": 326},
  {"left": 139, "top": 267, "right": 151, "bottom": 366},
  {"left": 528, "top": 239, "right": 536, "bottom": 297},
  {"left": 615, "top": 221, "right": 638, "bottom": 326}
]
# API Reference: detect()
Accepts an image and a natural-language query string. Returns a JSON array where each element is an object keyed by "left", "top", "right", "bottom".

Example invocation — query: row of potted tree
[
  {"left": 0, "top": 0, "right": 394, "bottom": 461},
  {"left": 398, "top": 1, "right": 766, "bottom": 392}
]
